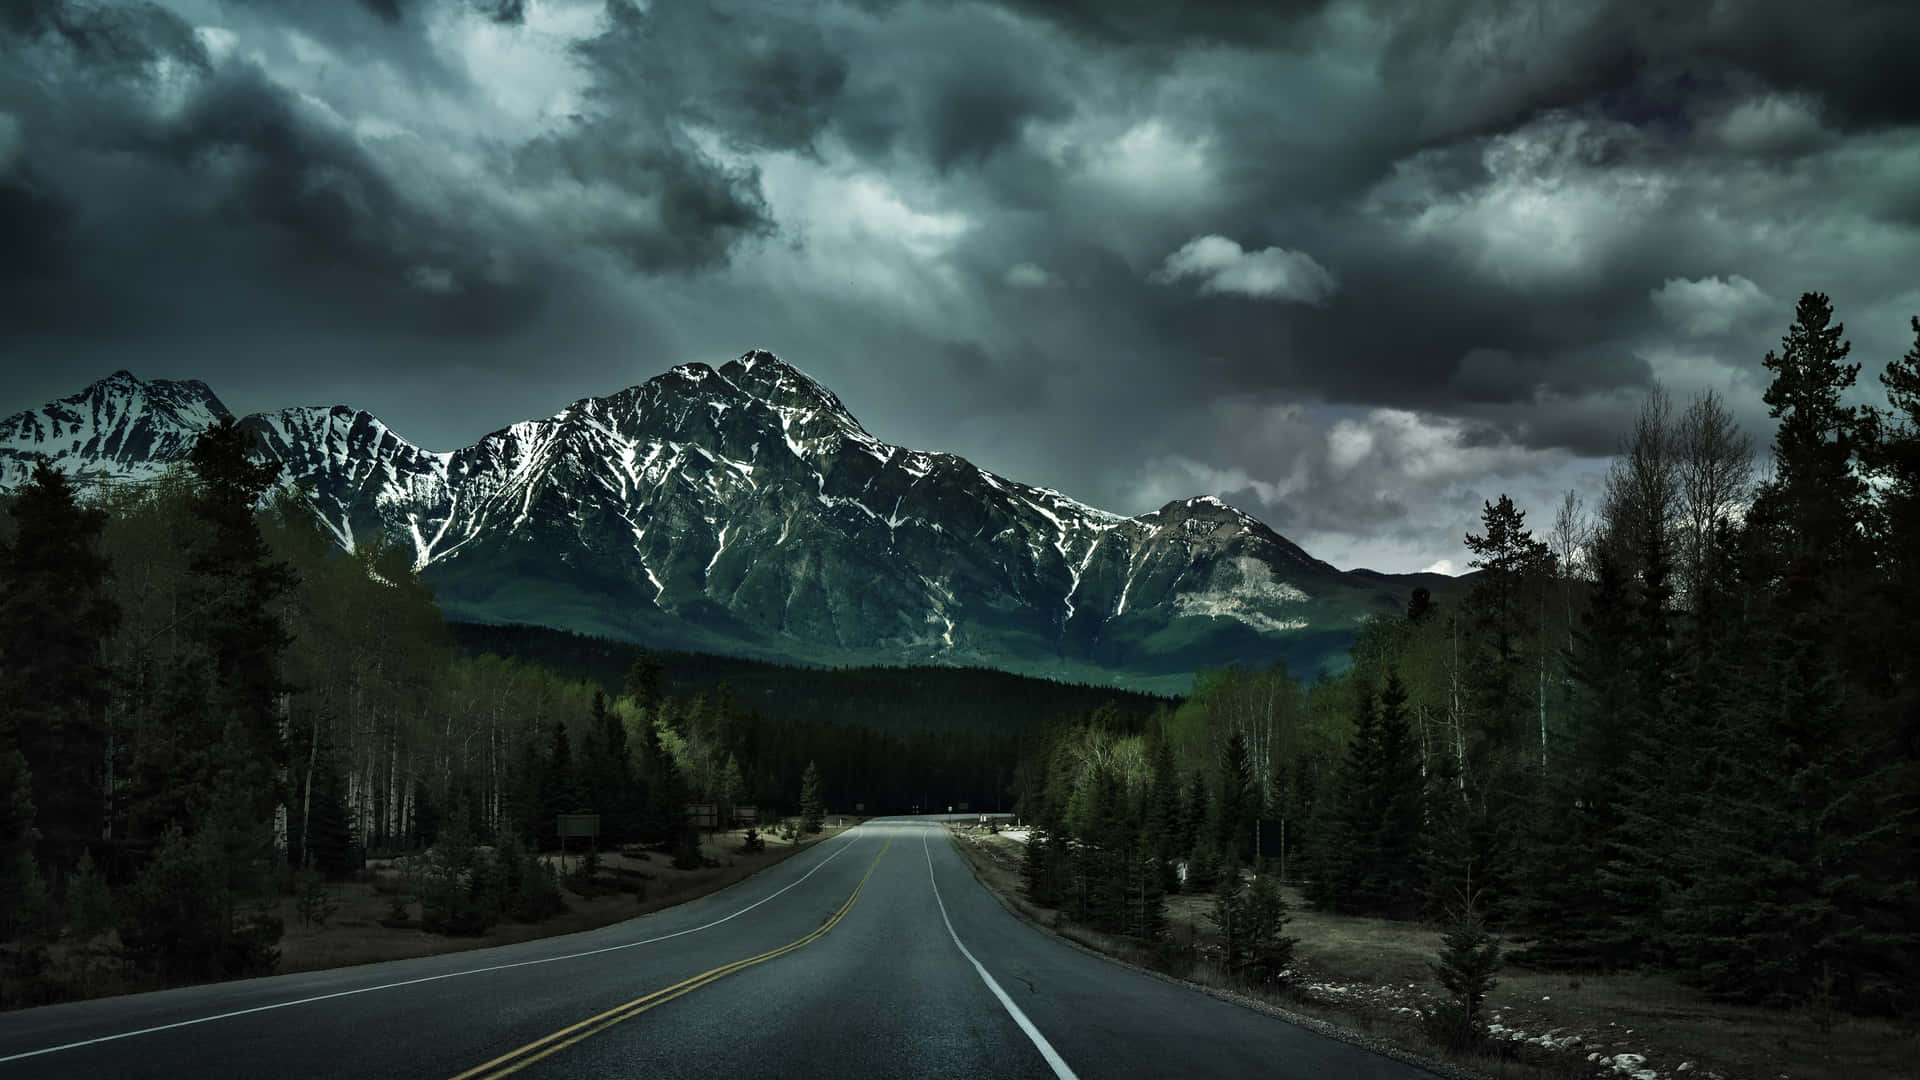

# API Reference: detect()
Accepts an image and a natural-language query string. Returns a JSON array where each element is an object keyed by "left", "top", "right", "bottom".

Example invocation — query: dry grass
[
  {"left": 2, "top": 821, "right": 861, "bottom": 1010},
  {"left": 281, "top": 821, "right": 859, "bottom": 973},
  {"left": 947, "top": 827, "right": 1919, "bottom": 1080}
]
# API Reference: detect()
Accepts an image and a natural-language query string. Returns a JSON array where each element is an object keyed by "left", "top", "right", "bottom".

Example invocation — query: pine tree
[
  {"left": 1144, "top": 737, "right": 1180, "bottom": 894},
  {"left": 1670, "top": 293, "right": 1914, "bottom": 1012},
  {"left": 1509, "top": 545, "right": 1640, "bottom": 969},
  {"left": 1180, "top": 769, "right": 1208, "bottom": 861},
  {"left": 182, "top": 419, "right": 293, "bottom": 827},
  {"left": 538, "top": 721, "right": 589, "bottom": 850},
  {"left": 623, "top": 650, "right": 666, "bottom": 716},
  {"left": 1425, "top": 907, "right": 1502, "bottom": 1050},
  {"left": 1216, "top": 730, "right": 1255, "bottom": 864},
  {"left": 798, "top": 761, "right": 824, "bottom": 834},
  {"left": 0, "top": 745, "right": 48, "bottom": 941},
  {"left": 0, "top": 460, "right": 119, "bottom": 895},
  {"left": 65, "top": 848, "right": 114, "bottom": 940}
]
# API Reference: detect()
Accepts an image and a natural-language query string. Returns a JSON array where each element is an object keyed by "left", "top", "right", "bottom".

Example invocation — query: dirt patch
[{"left": 947, "top": 826, "right": 1917, "bottom": 1080}]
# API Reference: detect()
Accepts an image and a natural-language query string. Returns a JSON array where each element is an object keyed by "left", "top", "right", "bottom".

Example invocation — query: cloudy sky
[{"left": 4, "top": 0, "right": 1918, "bottom": 573}]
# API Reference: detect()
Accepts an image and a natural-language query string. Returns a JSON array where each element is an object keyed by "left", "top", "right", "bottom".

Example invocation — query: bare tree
[
  {"left": 1601, "top": 385, "right": 1680, "bottom": 585},
  {"left": 1674, "top": 389, "right": 1754, "bottom": 607}
]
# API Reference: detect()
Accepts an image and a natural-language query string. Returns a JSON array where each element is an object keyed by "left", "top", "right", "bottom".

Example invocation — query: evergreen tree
[
  {"left": 1216, "top": 730, "right": 1255, "bottom": 864},
  {"left": 181, "top": 419, "right": 293, "bottom": 827},
  {"left": 1671, "top": 294, "right": 1914, "bottom": 1012},
  {"left": 537, "top": 721, "right": 589, "bottom": 849},
  {"left": 798, "top": 760, "right": 824, "bottom": 834},
  {"left": 0, "top": 460, "right": 119, "bottom": 892},
  {"left": 1182, "top": 769, "right": 1208, "bottom": 861},
  {"left": 1509, "top": 546, "right": 1641, "bottom": 969},
  {"left": 65, "top": 848, "right": 114, "bottom": 940},
  {"left": 1144, "top": 737, "right": 1181, "bottom": 894},
  {"left": 1425, "top": 908, "right": 1502, "bottom": 1050},
  {"left": 623, "top": 650, "right": 666, "bottom": 715},
  {"left": 0, "top": 745, "right": 47, "bottom": 941}
]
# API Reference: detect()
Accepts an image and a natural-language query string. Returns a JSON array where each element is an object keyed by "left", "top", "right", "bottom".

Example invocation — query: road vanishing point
[{"left": 0, "top": 818, "right": 1435, "bottom": 1078}]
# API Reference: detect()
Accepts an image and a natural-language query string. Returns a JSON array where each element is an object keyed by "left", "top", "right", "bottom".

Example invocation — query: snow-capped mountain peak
[
  {"left": 0, "top": 357, "right": 1440, "bottom": 684},
  {"left": 0, "top": 370, "right": 232, "bottom": 491}
]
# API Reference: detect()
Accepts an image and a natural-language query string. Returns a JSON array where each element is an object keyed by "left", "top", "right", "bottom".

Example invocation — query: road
[{"left": 0, "top": 818, "right": 1435, "bottom": 1078}]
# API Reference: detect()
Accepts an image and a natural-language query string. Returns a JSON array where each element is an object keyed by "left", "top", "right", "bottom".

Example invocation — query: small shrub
[
  {"left": 64, "top": 850, "right": 115, "bottom": 941},
  {"left": 294, "top": 869, "right": 336, "bottom": 928},
  {"left": 1422, "top": 908, "right": 1502, "bottom": 1052},
  {"left": 739, "top": 827, "right": 765, "bottom": 853}
]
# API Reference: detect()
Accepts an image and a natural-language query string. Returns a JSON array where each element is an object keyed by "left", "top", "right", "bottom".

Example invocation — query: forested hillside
[
  {"left": 1016, "top": 293, "right": 1919, "bottom": 1018},
  {"left": 446, "top": 622, "right": 1175, "bottom": 737}
]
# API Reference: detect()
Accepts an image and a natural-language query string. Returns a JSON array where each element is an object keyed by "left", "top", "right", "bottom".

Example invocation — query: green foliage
[
  {"left": 1213, "top": 866, "right": 1297, "bottom": 983},
  {"left": 64, "top": 850, "right": 115, "bottom": 941},
  {"left": 798, "top": 761, "right": 824, "bottom": 834},
  {"left": 0, "top": 746, "right": 47, "bottom": 942},
  {"left": 0, "top": 460, "right": 118, "bottom": 889},
  {"left": 119, "top": 820, "right": 281, "bottom": 981},
  {"left": 293, "top": 869, "right": 336, "bottom": 929},
  {"left": 1311, "top": 673, "right": 1424, "bottom": 918},
  {"left": 419, "top": 815, "right": 497, "bottom": 936},
  {"left": 1425, "top": 909, "right": 1501, "bottom": 1051},
  {"left": 493, "top": 834, "right": 566, "bottom": 923}
]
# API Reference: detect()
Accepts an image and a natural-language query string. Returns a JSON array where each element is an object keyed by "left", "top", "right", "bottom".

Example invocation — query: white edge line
[
  {"left": 0, "top": 826, "right": 868, "bottom": 1065},
  {"left": 922, "top": 830, "right": 1077, "bottom": 1080}
]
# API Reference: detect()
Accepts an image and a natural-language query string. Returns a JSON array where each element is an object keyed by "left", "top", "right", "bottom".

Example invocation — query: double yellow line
[{"left": 449, "top": 835, "right": 892, "bottom": 1080}]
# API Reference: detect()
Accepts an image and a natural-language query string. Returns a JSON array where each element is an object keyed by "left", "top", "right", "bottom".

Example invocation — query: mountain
[
  {"left": 0, "top": 354, "right": 1462, "bottom": 690},
  {"left": 0, "top": 370, "right": 232, "bottom": 491}
]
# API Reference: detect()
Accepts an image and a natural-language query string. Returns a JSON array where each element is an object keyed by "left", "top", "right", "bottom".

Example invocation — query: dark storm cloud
[
  {"left": 3, "top": 0, "right": 1916, "bottom": 573},
  {"left": 0, "top": 4, "right": 551, "bottom": 339},
  {"left": 573, "top": 0, "right": 850, "bottom": 154},
  {"left": 991, "top": 0, "right": 1333, "bottom": 50}
]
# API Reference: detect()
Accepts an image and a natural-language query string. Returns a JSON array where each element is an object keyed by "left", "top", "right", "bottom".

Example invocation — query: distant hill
[{"left": 448, "top": 621, "right": 1178, "bottom": 737}]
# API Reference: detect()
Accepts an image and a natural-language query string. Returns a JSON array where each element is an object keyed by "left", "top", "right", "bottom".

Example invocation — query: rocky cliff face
[{"left": 2, "top": 353, "right": 1454, "bottom": 686}]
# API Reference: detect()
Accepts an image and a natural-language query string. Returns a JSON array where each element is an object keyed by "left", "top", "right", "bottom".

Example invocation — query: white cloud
[
  {"left": 1326, "top": 418, "right": 1374, "bottom": 470},
  {"left": 1076, "top": 119, "right": 1214, "bottom": 203},
  {"left": 1367, "top": 114, "right": 1671, "bottom": 287},
  {"left": 1419, "top": 559, "right": 1458, "bottom": 575},
  {"left": 1004, "top": 262, "right": 1060, "bottom": 289},
  {"left": 1712, "top": 94, "right": 1827, "bottom": 155},
  {"left": 1649, "top": 274, "right": 1773, "bottom": 338},
  {"left": 1150, "top": 234, "right": 1338, "bottom": 304}
]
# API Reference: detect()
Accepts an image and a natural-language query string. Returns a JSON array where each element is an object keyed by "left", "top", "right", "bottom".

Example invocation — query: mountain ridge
[{"left": 0, "top": 354, "right": 1462, "bottom": 690}]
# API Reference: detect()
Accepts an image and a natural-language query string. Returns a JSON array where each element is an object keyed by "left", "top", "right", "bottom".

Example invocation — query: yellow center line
[{"left": 448, "top": 834, "right": 894, "bottom": 1080}]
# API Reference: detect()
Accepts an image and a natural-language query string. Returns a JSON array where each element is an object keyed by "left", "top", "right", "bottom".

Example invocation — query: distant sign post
[
  {"left": 733, "top": 805, "right": 758, "bottom": 826},
  {"left": 686, "top": 803, "right": 719, "bottom": 830},
  {"left": 557, "top": 813, "right": 600, "bottom": 865}
]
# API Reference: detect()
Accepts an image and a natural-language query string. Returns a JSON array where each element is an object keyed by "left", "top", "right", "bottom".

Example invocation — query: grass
[{"left": 948, "top": 826, "right": 1919, "bottom": 1080}]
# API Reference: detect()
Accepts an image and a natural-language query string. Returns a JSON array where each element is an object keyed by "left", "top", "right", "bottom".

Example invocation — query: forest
[
  {"left": 444, "top": 621, "right": 1173, "bottom": 738},
  {"left": 1014, "top": 293, "right": 1917, "bottom": 1020}
]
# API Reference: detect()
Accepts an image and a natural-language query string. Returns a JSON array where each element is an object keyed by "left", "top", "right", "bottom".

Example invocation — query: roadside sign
[
  {"left": 733, "top": 805, "right": 758, "bottom": 824},
  {"left": 686, "top": 803, "right": 719, "bottom": 829},
  {"left": 557, "top": 814, "right": 600, "bottom": 839}
]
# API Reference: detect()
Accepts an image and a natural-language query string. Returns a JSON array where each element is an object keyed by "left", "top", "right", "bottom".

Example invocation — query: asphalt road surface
[{"left": 0, "top": 818, "right": 1436, "bottom": 1078}]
